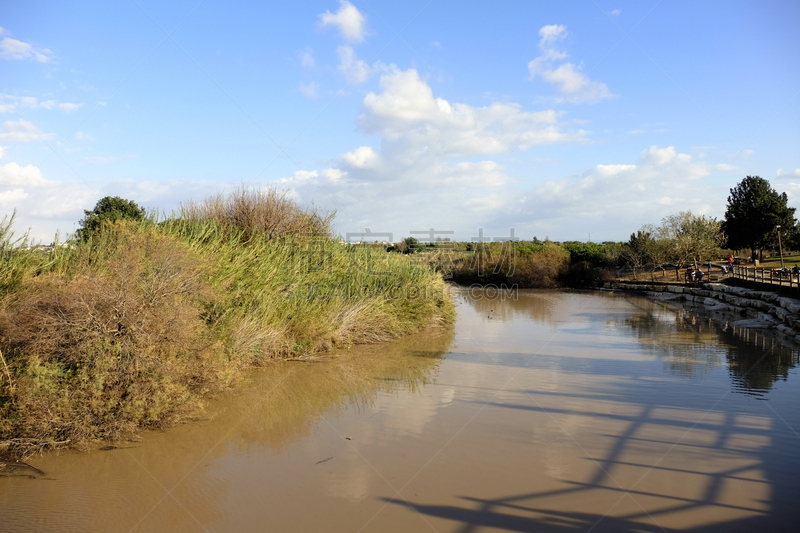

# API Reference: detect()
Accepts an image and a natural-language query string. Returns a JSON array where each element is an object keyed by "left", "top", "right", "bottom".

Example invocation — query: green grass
[{"left": 756, "top": 254, "right": 800, "bottom": 268}]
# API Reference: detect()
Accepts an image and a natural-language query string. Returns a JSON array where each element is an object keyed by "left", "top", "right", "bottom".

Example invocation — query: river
[{"left": 2, "top": 288, "right": 799, "bottom": 532}]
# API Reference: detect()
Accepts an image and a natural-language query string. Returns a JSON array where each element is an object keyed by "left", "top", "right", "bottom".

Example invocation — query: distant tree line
[{"left": 70, "top": 174, "right": 797, "bottom": 288}]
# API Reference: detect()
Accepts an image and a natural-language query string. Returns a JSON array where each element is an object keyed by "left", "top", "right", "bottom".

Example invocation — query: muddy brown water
[{"left": 2, "top": 288, "right": 800, "bottom": 532}]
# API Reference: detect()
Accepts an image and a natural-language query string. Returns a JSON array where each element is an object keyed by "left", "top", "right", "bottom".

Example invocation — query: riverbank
[
  {"left": 0, "top": 195, "right": 454, "bottom": 457},
  {"left": 604, "top": 280, "right": 800, "bottom": 345}
]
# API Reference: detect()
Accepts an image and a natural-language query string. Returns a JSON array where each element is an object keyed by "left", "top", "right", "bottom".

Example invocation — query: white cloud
[
  {"left": 300, "top": 47, "right": 315, "bottom": 68},
  {"left": 282, "top": 169, "right": 319, "bottom": 185},
  {"left": 299, "top": 81, "right": 318, "bottom": 99},
  {"left": 0, "top": 161, "right": 97, "bottom": 242},
  {"left": 74, "top": 131, "right": 93, "bottom": 141},
  {"left": 538, "top": 24, "right": 567, "bottom": 46},
  {"left": 0, "top": 161, "right": 47, "bottom": 187},
  {"left": 777, "top": 168, "right": 800, "bottom": 178},
  {"left": 342, "top": 146, "right": 379, "bottom": 169},
  {"left": 0, "top": 36, "right": 51, "bottom": 62},
  {"left": 540, "top": 63, "right": 613, "bottom": 103},
  {"left": 0, "top": 120, "right": 55, "bottom": 142},
  {"left": 336, "top": 45, "right": 383, "bottom": 84},
  {"left": 360, "top": 68, "right": 584, "bottom": 157},
  {"left": 528, "top": 24, "right": 613, "bottom": 104},
  {"left": 0, "top": 168, "right": 242, "bottom": 243},
  {"left": 518, "top": 145, "right": 723, "bottom": 238},
  {"left": 0, "top": 94, "right": 83, "bottom": 113},
  {"left": 58, "top": 102, "right": 82, "bottom": 113},
  {"left": 319, "top": 1, "right": 367, "bottom": 43},
  {"left": 278, "top": 67, "right": 588, "bottom": 238},
  {"left": 610, "top": 9, "right": 622, "bottom": 17}
]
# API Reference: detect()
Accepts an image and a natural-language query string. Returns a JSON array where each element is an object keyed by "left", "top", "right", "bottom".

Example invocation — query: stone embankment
[{"left": 606, "top": 281, "right": 800, "bottom": 343}]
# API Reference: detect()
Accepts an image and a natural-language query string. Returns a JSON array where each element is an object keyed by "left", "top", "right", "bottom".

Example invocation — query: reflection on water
[
  {"left": 454, "top": 287, "right": 563, "bottom": 325},
  {"left": 2, "top": 288, "right": 799, "bottom": 532},
  {"left": 0, "top": 330, "right": 453, "bottom": 532},
  {"left": 723, "top": 326, "right": 798, "bottom": 397},
  {"left": 608, "top": 295, "right": 800, "bottom": 396}
]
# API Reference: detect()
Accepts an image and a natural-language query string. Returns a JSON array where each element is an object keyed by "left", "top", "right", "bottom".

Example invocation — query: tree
[
  {"left": 621, "top": 230, "right": 654, "bottom": 280},
  {"left": 656, "top": 211, "right": 725, "bottom": 276},
  {"left": 77, "top": 196, "right": 146, "bottom": 241},
  {"left": 722, "top": 176, "right": 796, "bottom": 260},
  {"left": 395, "top": 236, "right": 418, "bottom": 254}
]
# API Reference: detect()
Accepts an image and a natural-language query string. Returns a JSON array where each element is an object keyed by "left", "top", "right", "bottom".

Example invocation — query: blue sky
[{"left": 1, "top": 0, "right": 799, "bottom": 243}]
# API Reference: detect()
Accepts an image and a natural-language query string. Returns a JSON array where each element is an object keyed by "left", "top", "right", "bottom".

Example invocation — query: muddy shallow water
[{"left": 2, "top": 289, "right": 799, "bottom": 532}]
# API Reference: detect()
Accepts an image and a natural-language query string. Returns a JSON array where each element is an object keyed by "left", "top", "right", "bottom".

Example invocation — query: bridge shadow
[{"left": 379, "top": 359, "right": 800, "bottom": 532}]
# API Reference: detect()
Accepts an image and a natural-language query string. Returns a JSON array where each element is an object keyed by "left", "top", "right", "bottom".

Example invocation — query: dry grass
[
  {"left": 0, "top": 226, "right": 219, "bottom": 444},
  {"left": 181, "top": 185, "right": 334, "bottom": 240}
]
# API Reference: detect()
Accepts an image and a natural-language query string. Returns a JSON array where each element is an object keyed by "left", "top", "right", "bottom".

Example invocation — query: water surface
[{"left": 2, "top": 289, "right": 799, "bottom": 532}]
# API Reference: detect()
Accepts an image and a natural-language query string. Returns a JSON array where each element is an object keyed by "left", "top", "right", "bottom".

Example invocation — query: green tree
[
  {"left": 77, "top": 196, "right": 147, "bottom": 241},
  {"left": 396, "top": 236, "right": 419, "bottom": 254},
  {"left": 722, "top": 176, "right": 796, "bottom": 260}
]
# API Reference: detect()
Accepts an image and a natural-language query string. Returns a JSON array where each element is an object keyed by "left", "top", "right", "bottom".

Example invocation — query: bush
[
  {"left": 180, "top": 185, "right": 334, "bottom": 241},
  {"left": 0, "top": 225, "right": 217, "bottom": 443},
  {"left": 561, "top": 241, "right": 622, "bottom": 267},
  {"left": 77, "top": 196, "right": 147, "bottom": 241}
]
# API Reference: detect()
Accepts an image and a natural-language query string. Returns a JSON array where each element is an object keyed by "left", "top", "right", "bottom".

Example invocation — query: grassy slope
[{"left": 0, "top": 220, "right": 453, "bottom": 449}]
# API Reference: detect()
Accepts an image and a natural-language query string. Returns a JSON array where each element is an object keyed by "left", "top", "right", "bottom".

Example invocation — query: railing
[{"left": 732, "top": 265, "right": 800, "bottom": 292}]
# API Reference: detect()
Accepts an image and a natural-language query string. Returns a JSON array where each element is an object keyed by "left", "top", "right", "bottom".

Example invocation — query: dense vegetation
[
  {"left": 449, "top": 241, "right": 572, "bottom": 288},
  {"left": 722, "top": 176, "right": 797, "bottom": 260},
  {"left": 0, "top": 189, "right": 453, "bottom": 453}
]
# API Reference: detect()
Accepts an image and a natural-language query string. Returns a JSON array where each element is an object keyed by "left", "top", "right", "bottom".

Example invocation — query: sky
[{"left": 1, "top": 0, "right": 799, "bottom": 244}]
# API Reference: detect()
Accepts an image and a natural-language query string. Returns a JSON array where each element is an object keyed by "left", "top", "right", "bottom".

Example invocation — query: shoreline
[{"left": 602, "top": 280, "right": 800, "bottom": 346}]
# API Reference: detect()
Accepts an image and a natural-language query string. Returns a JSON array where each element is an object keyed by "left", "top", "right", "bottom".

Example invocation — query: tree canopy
[
  {"left": 77, "top": 196, "right": 147, "bottom": 241},
  {"left": 722, "top": 176, "right": 796, "bottom": 258},
  {"left": 658, "top": 211, "right": 725, "bottom": 268},
  {"left": 621, "top": 212, "right": 724, "bottom": 278}
]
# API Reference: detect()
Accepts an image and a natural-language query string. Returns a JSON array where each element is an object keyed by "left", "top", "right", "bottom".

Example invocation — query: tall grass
[
  {"left": 0, "top": 188, "right": 453, "bottom": 452},
  {"left": 181, "top": 185, "right": 334, "bottom": 240}
]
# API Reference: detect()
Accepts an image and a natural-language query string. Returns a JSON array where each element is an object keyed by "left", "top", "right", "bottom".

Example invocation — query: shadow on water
[
  {"left": 401, "top": 289, "right": 800, "bottom": 532},
  {"left": 383, "top": 365, "right": 800, "bottom": 531}
]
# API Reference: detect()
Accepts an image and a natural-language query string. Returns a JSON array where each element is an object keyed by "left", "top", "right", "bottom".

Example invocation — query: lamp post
[{"left": 776, "top": 225, "right": 784, "bottom": 268}]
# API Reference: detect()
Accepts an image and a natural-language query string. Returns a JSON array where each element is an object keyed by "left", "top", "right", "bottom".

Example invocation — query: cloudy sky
[{"left": 1, "top": 1, "right": 799, "bottom": 243}]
